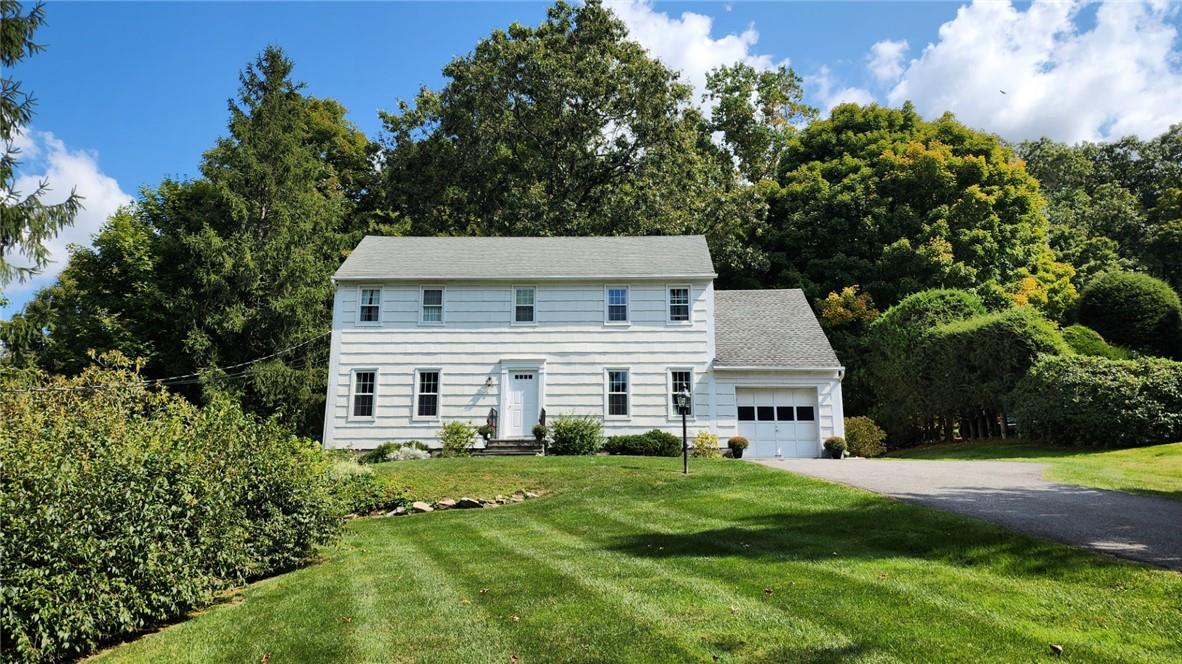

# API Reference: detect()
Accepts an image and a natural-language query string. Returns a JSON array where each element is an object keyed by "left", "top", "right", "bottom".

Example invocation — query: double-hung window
[
  {"left": 669, "top": 369, "right": 693, "bottom": 417},
  {"left": 416, "top": 370, "right": 440, "bottom": 418},
  {"left": 351, "top": 370, "right": 376, "bottom": 419},
  {"left": 668, "top": 286, "right": 690, "bottom": 323},
  {"left": 358, "top": 287, "right": 381, "bottom": 323},
  {"left": 606, "top": 369, "right": 630, "bottom": 417},
  {"left": 514, "top": 286, "right": 536, "bottom": 324},
  {"left": 420, "top": 287, "right": 444, "bottom": 324},
  {"left": 606, "top": 286, "right": 629, "bottom": 323}
]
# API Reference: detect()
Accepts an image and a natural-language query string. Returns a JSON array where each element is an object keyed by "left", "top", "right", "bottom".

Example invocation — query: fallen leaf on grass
[
  {"left": 340, "top": 615, "right": 353, "bottom": 623},
  {"left": 511, "top": 614, "right": 520, "bottom": 622},
  {"left": 480, "top": 588, "right": 490, "bottom": 594},
  {"left": 763, "top": 587, "right": 774, "bottom": 596},
  {"left": 730, "top": 606, "right": 738, "bottom": 614},
  {"left": 1050, "top": 644, "right": 1063, "bottom": 656},
  {"left": 260, "top": 656, "right": 270, "bottom": 663},
  {"left": 510, "top": 656, "right": 520, "bottom": 663},
  {"left": 461, "top": 598, "right": 471, "bottom": 605}
]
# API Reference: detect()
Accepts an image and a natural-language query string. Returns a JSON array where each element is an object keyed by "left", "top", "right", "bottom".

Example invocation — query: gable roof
[
  {"left": 334, "top": 235, "right": 715, "bottom": 281},
  {"left": 713, "top": 289, "right": 841, "bottom": 368}
]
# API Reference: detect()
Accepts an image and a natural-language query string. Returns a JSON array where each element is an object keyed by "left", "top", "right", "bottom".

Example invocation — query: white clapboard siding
[{"left": 324, "top": 280, "right": 715, "bottom": 447}]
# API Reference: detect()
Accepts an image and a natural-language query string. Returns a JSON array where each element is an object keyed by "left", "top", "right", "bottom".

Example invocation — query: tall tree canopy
[
  {"left": 370, "top": 0, "right": 763, "bottom": 270},
  {"left": 1016, "top": 126, "right": 1182, "bottom": 292},
  {"left": 731, "top": 103, "right": 1074, "bottom": 318},
  {"left": 1, "top": 0, "right": 81, "bottom": 288},
  {"left": 6, "top": 47, "right": 370, "bottom": 435}
]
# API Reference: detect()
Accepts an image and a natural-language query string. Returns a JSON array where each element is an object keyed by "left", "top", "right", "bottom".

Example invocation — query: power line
[{"left": 0, "top": 330, "right": 332, "bottom": 394}]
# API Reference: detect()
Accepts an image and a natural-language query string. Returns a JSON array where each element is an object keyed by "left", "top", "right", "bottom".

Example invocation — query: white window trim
[
  {"left": 412, "top": 367, "right": 443, "bottom": 421},
  {"left": 511, "top": 285, "right": 537, "bottom": 326},
  {"left": 603, "top": 367, "right": 631, "bottom": 420},
  {"left": 666, "top": 367, "right": 696, "bottom": 421},
  {"left": 603, "top": 285, "right": 631, "bottom": 326},
  {"left": 348, "top": 368, "right": 378, "bottom": 422},
  {"left": 666, "top": 284, "right": 692, "bottom": 326},
  {"left": 356, "top": 285, "right": 382, "bottom": 326},
  {"left": 418, "top": 285, "right": 445, "bottom": 326}
]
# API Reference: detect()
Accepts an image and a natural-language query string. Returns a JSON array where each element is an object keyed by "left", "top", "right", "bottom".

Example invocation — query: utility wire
[{"left": 1, "top": 330, "right": 332, "bottom": 394}]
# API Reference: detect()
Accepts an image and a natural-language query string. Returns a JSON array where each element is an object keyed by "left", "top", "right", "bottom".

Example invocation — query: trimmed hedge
[
  {"left": 1078, "top": 271, "right": 1181, "bottom": 358},
  {"left": 0, "top": 362, "right": 344, "bottom": 663},
  {"left": 1061, "top": 324, "right": 1131, "bottom": 360},
  {"left": 603, "top": 429, "right": 681, "bottom": 456},
  {"left": 548, "top": 415, "right": 603, "bottom": 455},
  {"left": 1011, "top": 355, "right": 1182, "bottom": 447}
]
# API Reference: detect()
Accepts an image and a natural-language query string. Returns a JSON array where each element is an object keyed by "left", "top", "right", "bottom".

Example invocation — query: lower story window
[
  {"left": 670, "top": 370, "right": 693, "bottom": 416},
  {"left": 352, "top": 371, "right": 375, "bottom": 418},
  {"left": 417, "top": 370, "right": 439, "bottom": 417},
  {"left": 607, "top": 369, "right": 629, "bottom": 416}
]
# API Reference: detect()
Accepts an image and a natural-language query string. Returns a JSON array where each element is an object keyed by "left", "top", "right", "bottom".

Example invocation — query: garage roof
[
  {"left": 714, "top": 289, "right": 841, "bottom": 368},
  {"left": 334, "top": 235, "right": 716, "bottom": 281}
]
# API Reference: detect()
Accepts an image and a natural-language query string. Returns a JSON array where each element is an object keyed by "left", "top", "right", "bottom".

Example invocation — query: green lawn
[
  {"left": 93, "top": 457, "right": 1181, "bottom": 663},
  {"left": 890, "top": 441, "right": 1182, "bottom": 501}
]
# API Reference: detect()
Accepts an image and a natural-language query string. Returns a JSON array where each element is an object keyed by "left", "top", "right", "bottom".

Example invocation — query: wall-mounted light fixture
[{"left": 484, "top": 376, "right": 495, "bottom": 389}]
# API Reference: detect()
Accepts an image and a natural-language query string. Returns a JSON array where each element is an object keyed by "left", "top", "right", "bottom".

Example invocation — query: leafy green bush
[
  {"left": 844, "top": 417, "right": 886, "bottom": 457},
  {"left": 439, "top": 421, "right": 476, "bottom": 457},
  {"left": 477, "top": 424, "right": 496, "bottom": 440},
  {"left": 1078, "top": 271, "right": 1181, "bottom": 358},
  {"left": 925, "top": 307, "right": 1070, "bottom": 416},
  {"left": 1011, "top": 355, "right": 1182, "bottom": 447},
  {"left": 867, "top": 289, "right": 987, "bottom": 443},
  {"left": 690, "top": 431, "right": 721, "bottom": 458},
  {"left": 326, "top": 460, "right": 409, "bottom": 514},
  {"left": 532, "top": 423, "right": 548, "bottom": 442},
  {"left": 727, "top": 436, "right": 749, "bottom": 451},
  {"left": 548, "top": 415, "right": 603, "bottom": 455},
  {"left": 823, "top": 436, "right": 848, "bottom": 459},
  {"left": 1061, "top": 324, "right": 1131, "bottom": 359},
  {"left": 0, "top": 360, "right": 342, "bottom": 663},
  {"left": 603, "top": 429, "right": 681, "bottom": 456}
]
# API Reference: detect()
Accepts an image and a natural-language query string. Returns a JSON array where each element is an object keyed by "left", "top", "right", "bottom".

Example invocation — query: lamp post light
[{"left": 675, "top": 389, "right": 691, "bottom": 474}]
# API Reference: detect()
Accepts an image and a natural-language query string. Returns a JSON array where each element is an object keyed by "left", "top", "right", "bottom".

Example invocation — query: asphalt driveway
[{"left": 753, "top": 458, "right": 1182, "bottom": 571}]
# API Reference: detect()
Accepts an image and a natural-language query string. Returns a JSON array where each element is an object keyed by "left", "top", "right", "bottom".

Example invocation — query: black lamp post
[{"left": 675, "top": 389, "right": 691, "bottom": 474}]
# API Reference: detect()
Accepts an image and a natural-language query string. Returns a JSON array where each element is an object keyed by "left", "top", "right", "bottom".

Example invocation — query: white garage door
[{"left": 736, "top": 388, "right": 819, "bottom": 458}]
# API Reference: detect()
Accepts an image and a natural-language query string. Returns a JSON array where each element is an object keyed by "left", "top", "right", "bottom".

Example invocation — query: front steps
[{"left": 477, "top": 438, "right": 544, "bottom": 456}]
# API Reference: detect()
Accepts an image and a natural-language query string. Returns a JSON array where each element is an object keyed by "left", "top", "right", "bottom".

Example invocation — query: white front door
[{"left": 505, "top": 371, "right": 538, "bottom": 438}]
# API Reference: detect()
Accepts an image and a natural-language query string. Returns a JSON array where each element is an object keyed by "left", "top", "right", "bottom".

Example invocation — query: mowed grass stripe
[
  {"left": 373, "top": 526, "right": 520, "bottom": 663},
  {"left": 397, "top": 511, "right": 661, "bottom": 663},
  {"left": 616, "top": 497, "right": 1169, "bottom": 663},
  {"left": 473, "top": 520, "right": 716, "bottom": 662},
  {"left": 514, "top": 515, "right": 873, "bottom": 663}
]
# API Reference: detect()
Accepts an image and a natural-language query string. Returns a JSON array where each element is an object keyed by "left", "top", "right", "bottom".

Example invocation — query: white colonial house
[{"left": 322, "top": 235, "right": 845, "bottom": 458}]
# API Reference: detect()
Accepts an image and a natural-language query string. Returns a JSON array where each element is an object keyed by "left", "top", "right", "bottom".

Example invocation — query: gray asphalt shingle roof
[
  {"left": 714, "top": 289, "right": 841, "bottom": 368},
  {"left": 334, "top": 235, "right": 716, "bottom": 281}
]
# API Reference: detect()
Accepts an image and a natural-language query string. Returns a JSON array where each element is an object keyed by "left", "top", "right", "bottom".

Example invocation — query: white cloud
[
  {"left": 867, "top": 39, "right": 909, "bottom": 84},
  {"left": 3, "top": 128, "right": 132, "bottom": 304},
  {"left": 608, "top": 0, "right": 779, "bottom": 104},
  {"left": 885, "top": 0, "right": 1182, "bottom": 142},
  {"left": 810, "top": 66, "right": 876, "bottom": 113}
]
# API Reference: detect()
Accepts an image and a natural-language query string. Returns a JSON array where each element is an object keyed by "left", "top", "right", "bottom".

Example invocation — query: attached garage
[
  {"left": 736, "top": 388, "right": 820, "bottom": 458},
  {"left": 712, "top": 290, "right": 846, "bottom": 459}
]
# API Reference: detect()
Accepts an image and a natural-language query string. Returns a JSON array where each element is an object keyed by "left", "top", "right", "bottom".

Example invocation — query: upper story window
[
  {"left": 605, "top": 286, "right": 629, "bottom": 324},
  {"left": 416, "top": 370, "right": 440, "bottom": 418},
  {"left": 358, "top": 287, "right": 381, "bottom": 323},
  {"left": 420, "top": 287, "right": 444, "bottom": 324},
  {"left": 351, "top": 370, "right": 376, "bottom": 419},
  {"left": 606, "top": 369, "right": 630, "bottom": 417},
  {"left": 668, "top": 286, "right": 690, "bottom": 323},
  {"left": 514, "top": 286, "right": 536, "bottom": 324}
]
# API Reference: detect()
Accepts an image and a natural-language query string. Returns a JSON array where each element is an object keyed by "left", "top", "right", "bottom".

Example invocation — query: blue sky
[{"left": 4, "top": 1, "right": 1180, "bottom": 315}]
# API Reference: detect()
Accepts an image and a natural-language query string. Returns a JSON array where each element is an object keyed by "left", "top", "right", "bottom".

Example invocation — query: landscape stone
[
  {"left": 387, "top": 506, "right": 407, "bottom": 517},
  {"left": 411, "top": 501, "right": 434, "bottom": 513},
  {"left": 436, "top": 498, "right": 457, "bottom": 510},
  {"left": 456, "top": 497, "right": 483, "bottom": 509},
  {"left": 524, "top": 491, "right": 539, "bottom": 499}
]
